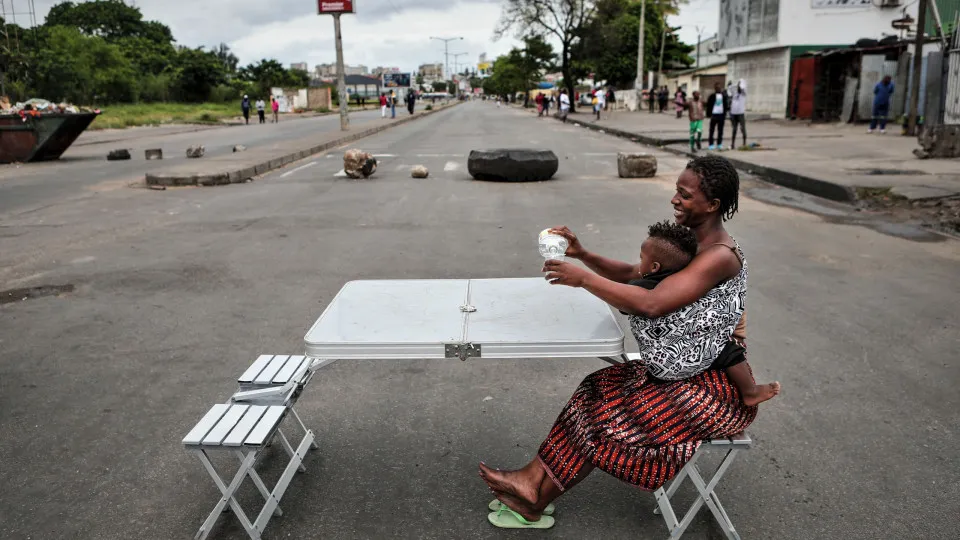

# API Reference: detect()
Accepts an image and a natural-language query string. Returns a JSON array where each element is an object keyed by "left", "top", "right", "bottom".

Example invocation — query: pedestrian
[
  {"left": 674, "top": 87, "right": 686, "bottom": 119},
  {"left": 869, "top": 75, "right": 895, "bottom": 134},
  {"left": 594, "top": 88, "right": 605, "bottom": 121},
  {"left": 647, "top": 88, "right": 656, "bottom": 113},
  {"left": 379, "top": 92, "right": 388, "bottom": 118},
  {"left": 559, "top": 88, "right": 570, "bottom": 123},
  {"left": 255, "top": 97, "right": 266, "bottom": 124},
  {"left": 658, "top": 86, "right": 668, "bottom": 113},
  {"left": 536, "top": 93, "right": 544, "bottom": 117},
  {"left": 544, "top": 94, "right": 551, "bottom": 117},
  {"left": 406, "top": 91, "right": 416, "bottom": 115},
  {"left": 706, "top": 82, "right": 729, "bottom": 150},
  {"left": 687, "top": 90, "right": 705, "bottom": 152},
  {"left": 271, "top": 97, "right": 279, "bottom": 123},
  {"left": 606, "top": 88, "right": 615, "bottom": 111},
  {"left": 496, "top": 95, "right": 502, "bottom": 108},
  {"left": 390, "top": 91, "right": 397, "bottom": 118},
  {"left": 241, "top": 95, "right": 251, "bottom": 125},
  {"left": 729, "top": 79, "right": 748, "bottom": 149}
]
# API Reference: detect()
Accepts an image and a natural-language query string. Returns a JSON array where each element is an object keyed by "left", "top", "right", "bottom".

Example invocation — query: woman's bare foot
[
  {"left": 743, "top": 381, "right": 780, "bottom": 406},
  {"left": 478, "top": 463, "right": 541, "bottom": 517}
]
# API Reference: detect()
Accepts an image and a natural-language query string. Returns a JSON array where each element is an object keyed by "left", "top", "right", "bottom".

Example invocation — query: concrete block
[
  {"left": 617, "top": 153, "right": 658, "bottom": 178},
  {"left": 107, "top": 149, "right": 131, "bottom": 161},
  {"left": 145, "top": 149, "right": 163, "bottom": 160}
]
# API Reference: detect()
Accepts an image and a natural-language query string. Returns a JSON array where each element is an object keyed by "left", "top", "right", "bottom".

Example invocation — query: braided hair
[
  {"left": 647, "top": 220, "right": 698, "bottom": 272},
  {"left": 686, "top": 155, "right": 740, "bottom": 221}
]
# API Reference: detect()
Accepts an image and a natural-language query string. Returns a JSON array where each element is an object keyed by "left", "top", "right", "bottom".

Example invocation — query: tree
[
  {"left": 239, "top": 59, "right": 308, "bottom": 98},
  {"left": 45, "top": 0, "right": 171, "bottom": 43},
  {"left": 495, "top": 0, "right": 595, "bottom": 112},
  {"left": 214, "top": 43, "right": 239, "bottom": 76},
  {"left": 172, "top": 47, "right": 225, "bottom": 102},
  {"left": 576, "top": 0, "right": 693, "bottom": 89},
  {"left": 480, "top": 37, "right": 555, "bottom": 100},
  {"left": 415, "top": 73, "right": 424, "bottom": 85},
  {"left": 32, "top": 25, "right": 137, "bottom": 103}
]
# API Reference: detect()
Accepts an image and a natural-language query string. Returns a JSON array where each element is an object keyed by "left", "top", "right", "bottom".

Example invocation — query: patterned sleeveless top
[{"left": 628, "top": 241, "right": 747, "bottom": 381}]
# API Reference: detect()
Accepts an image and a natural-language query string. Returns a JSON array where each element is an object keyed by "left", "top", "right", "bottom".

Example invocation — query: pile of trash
[{"left": 1, "top": 97, "right": 97, "bottom": 116}]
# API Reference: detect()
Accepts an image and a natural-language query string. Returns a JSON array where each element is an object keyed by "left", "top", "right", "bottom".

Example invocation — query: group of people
[
  {"left": 379, "top": 91, "right": 418, "bottom": 119},
  {"left": 479, "top": 154, "right": 780, "bottom": 529},
  {"left": 679, "top": 80, "right": 748, "bottom": 152},
  {"left": 240, "top": 95, "right": 280, "bottom": 125},
  {"left": 647, "top": 86, "right": 674, "bottom": 114}
]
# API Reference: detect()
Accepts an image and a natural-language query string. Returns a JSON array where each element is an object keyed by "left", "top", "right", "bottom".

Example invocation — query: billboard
[
  {"left": 383, "top": 73, "right": 412, "bottom": 88},
  {"left": 318, "top": 0, "right": 354, "bottom": 14}
]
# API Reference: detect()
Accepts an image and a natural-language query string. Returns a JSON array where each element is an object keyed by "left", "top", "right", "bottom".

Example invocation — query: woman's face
[{"left": 671, "top": 169, "right": 719, "bottom": 227}]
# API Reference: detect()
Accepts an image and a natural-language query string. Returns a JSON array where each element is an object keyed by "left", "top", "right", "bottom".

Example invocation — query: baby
[{"left": 626, "top": 221, "right": 779, "bottom": 406}]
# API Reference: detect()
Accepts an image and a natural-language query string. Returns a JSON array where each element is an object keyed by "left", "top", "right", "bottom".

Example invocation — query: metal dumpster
[{"left": 0, "top": 112, "right": 99, "bottom": 163}]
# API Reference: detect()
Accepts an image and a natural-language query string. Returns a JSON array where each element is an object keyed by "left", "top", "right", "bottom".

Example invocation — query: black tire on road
[{"left": 467, "top": 149, "right": 559, "bottom": 182}]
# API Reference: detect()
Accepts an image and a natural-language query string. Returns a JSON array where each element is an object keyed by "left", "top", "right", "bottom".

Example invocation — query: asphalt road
[
  {"left": 0, "top": 107, "right": 384, "bottom": 214},
  {"left": 1, "top": 102, "right": 958, "bottom": 540}
]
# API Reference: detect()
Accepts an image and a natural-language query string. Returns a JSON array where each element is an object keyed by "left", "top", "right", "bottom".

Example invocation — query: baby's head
[{"left": 638, "top": 221, "right": 699, "bottom": 276}]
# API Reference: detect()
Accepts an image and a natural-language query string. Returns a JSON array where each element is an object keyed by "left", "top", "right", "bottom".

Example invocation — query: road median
[{"left": 145, "top": 102, "right": 461, "bottom": 187}]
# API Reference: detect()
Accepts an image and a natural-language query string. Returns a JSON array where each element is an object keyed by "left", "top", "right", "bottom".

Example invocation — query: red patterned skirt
[{"left": 537, "top": 359, "right": 757, "bottom": 491}]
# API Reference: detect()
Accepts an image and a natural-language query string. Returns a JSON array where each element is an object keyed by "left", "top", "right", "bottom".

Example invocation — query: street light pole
[
  {"left": 333, "top": 13, "right": 348, "bottom": 131},
  {"left": 430, "top": 36, "right": 464, "bottom": 82},
  {"left": 635, "top": 0, "right": 646, "bottom": 99}
]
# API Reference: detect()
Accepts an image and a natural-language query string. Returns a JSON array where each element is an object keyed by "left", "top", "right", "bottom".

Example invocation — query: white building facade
[{"left": 717, "top": 0, "right": 916, "bottom": 116}]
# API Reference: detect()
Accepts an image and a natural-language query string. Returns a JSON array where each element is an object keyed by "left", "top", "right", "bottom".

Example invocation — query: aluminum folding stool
[{"left": 182, "top": 403, "right": 312, "bottom": 540}]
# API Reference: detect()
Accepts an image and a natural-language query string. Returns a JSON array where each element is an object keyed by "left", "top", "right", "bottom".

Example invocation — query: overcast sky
[{"left": 27, "top": 0, "right": 719, "bottom": 73}]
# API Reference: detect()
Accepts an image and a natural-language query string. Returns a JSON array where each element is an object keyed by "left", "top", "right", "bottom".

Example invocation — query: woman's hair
[{"left": 686, "top": 155, "right": 740, "bottom": 221}]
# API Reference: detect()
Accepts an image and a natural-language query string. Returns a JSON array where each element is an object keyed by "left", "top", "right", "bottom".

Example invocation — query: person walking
[
  {"left": 687, "top": 90, "right": 705, "bottom": 152},
  {"left": 869, "top": 75, "right": 895, "bottom": 134},
  {"left": 255, "top": 97, "right": 266, "bottom": 124},
  {"left": 594, "top": 88, "right": 604, "bottom": 121},
  {"left": 241, "top": 95, "right": 251, "bottom": 125},
  {"left": 605, "top": 88, "right": 615, "bottom": 111},
  {"left": 729, "top": 79, "right": 748, "bottom": 149},
  {"left": 559, "top": 88, "right": 570, "bottom": 123},
  {"left": 674, "top": 87, "right": 686, "bottom": 119},
  {"left": 647, "top": 88, "right": 656, "bottom": 113},
  {"left": 706, "top": 82, "right": 729, "bottom": 150},
  {"left": 544, "top": 94, "right": 552, "bottom": 117},
  {"left": 271, "top": 97, "right": 279, "bottom": 123},
  {"left": 406, "top": 91, "right": 416, "bottom": 115},
  {"left": 379, "top": 93, "right": 388, "bottom": 118},
  {"left": 390, "top": 91, "right": 397, "bottom": 118},
  {"left": 536, "top": 93, "right": 544, "bottom": 117},
  {"left": 658, "top": 86, "right": 669, "bottom": 113}
]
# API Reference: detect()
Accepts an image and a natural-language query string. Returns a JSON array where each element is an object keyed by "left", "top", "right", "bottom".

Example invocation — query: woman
[
  {"left": 479, "top": 155, "right": 758, "bottom": 528},
  {"left": 675, "top": 86, "right": 686, "bottom": 119}
]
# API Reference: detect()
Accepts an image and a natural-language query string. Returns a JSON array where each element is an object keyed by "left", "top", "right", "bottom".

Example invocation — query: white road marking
[
  {"left": 444, "top": 161, "right": 459, "bottom": 172},
  {"left": 280, "top": 161, "right": 318, "bottom": 178},
  {"left": 372, "top": 154, "right": 396, "bottom": 158},
  {"left": 334, "top": 169, "right": 347, "bottom": 177}
]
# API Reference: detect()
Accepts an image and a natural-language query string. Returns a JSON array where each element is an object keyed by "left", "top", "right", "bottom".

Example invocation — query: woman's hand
[
  {"left": 548, "top": 226, "right": 586, "bottom": 260},
  {"left": 542, "top": 259, "right": 591, "bottom": 288}
]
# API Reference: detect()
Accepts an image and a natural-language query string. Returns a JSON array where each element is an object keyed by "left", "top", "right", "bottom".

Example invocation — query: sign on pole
[
  {"left": 382, "top": 73, "right": 412, "bottom": 88},
  {"left": 318, "top": 0, "right": 355, "bottom": 14}
]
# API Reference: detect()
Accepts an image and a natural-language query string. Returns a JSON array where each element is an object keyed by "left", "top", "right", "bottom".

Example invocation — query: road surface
[{"left": 1, "top": 101, "right": 957, "bottom": 539}]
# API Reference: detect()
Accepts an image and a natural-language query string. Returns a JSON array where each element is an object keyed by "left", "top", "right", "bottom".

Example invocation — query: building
[
  {"left": 693, "top": 34, "right": 726, "bottom": 70},
  {"left": 419, "top": 63, "right": 444, "bottom": 81},
  {"left": 717, "top": 0, "right": 918, "bottom": 117},
  {"left": 290, "top": 62, "right": 308, "bottom": 72},
  {"left": 373, "top": 66, "right": 400, "bottom": 76},
  {"left": 343, "top": 74, "right": 382, "bottom": 99},
  {"left": 313, "top": 63, "right": 369, "bottom": 79}
]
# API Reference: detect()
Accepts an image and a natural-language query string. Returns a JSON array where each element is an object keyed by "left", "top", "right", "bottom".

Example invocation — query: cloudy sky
[{"left": 27, "top": 0, "right": 719, "bottom": 73}]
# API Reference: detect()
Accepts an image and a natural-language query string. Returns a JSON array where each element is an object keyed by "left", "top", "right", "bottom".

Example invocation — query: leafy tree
[
  {"left": 481, "top": 37, "right": 555, "bottom": 98},
  {"left": 172, "top": 47, "right": 225, "bottom": 102},
  {"left": 32, "top": 25, "right": 137, "bottom": 103},
  {"left": 239, "top": 59, "right": 307, "bottom": 97},
  {"left": 415, "top": 73, "right": 424, "bottom": 85},
  {"left": 45, "top": 0, "right": 171, "bottom": 43},
  {"left": 214, "top": 43, "right": 239, "bottom": 76}
]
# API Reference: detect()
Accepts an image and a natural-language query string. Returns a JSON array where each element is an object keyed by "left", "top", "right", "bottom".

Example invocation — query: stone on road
[
  {"left": 617, "top": 152, "right": 658, "bottom": 178},
  {"left": 0, "top": 101, "right": 957, "bottom": 540},
  {"left": 467, "top": 148, "right": 559, "bottom": 182}
]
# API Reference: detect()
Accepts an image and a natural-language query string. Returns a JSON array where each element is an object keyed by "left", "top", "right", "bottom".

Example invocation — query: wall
[
  {"left": 718, "top": 0, "right": 779, "bottom": 51},
  {"left": 728, "top": 47, "right": 790, "bottom": 116},
  {"left": 307, "top": 87, "right": 332, "bottom": 110},
  {"left": 779, "top": 1, "right": 917, "bottom": 46}
]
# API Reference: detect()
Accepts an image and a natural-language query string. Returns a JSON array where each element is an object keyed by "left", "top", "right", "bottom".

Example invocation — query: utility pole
[
  {"left": 430, "top": 36, "right": 463, "bottom": 82},
  {"left": 657, "top": 22, "right": 668, "bottom": 89},
  {"left": 906, "top": 0, "right": 927, "bottom": 136},
  {"left": 451, "top": 52, "right": 468, "bottom": 96},
  {"left": 333, "top": 13, "right": 348, "bottom": 131},
  {"left": 695, "top": 25, "right": 705, "bottom": 68},
  {"left": 635, "top": 0, "right": 646, "bottom": 100}
]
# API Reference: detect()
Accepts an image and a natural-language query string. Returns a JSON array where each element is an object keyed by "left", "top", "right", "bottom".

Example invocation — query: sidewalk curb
[
  {"left": 145, "top": 103, "right": 462, "bottom": 187},
  {"left": 554, "top": 111, "right": 858, "bottom": 203}
]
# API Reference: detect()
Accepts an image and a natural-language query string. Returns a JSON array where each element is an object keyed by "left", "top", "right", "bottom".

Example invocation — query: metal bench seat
[{"left": 183, "top": 403, "right": 314, "bottom": 540}]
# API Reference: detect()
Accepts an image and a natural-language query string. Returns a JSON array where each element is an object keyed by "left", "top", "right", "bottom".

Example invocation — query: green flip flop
[
  {"left": 488, "top": 499, "right": 555, "bottom": 516},
  {"left": 487, "top": 505, "right": 555, "bottom": 529}
]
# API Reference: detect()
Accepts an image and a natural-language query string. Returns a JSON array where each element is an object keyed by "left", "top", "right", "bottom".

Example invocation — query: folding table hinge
[{"left": 445, "top": 342, "right": 481, "bottom": 361}]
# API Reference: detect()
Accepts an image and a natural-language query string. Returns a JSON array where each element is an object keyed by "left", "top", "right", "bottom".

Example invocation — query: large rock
[
  {"left": 343, "top": 148, "right": 377, "bottom": 179},
  {"left": 411, "top": 165, "right": 429, "bottom": 178},
  {"left": 467, "top": 149, "right": 559, "bottom": 182},
  {"left": 107, "top": 149, "right": 131, "bottom": 161},
  {"left": 145, "top": 148, "right": 163, "bottom": 160},
  {"left": 186, "top": 145, "right": 205, "bottom": 158},
  {"left": 617, "top": 152, "right": 658, "bottom": 178}
]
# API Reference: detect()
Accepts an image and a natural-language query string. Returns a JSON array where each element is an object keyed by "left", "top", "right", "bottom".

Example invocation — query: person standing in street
[
  {"left": 647, "top": 88, "right": 656, "bottom": 113},
  {"left": 406, "top": 91, "right": 416, "bottom": 115},
  {"left": 869, "top": 75, "right": 895, "bottom": 134},
  {"left": 255, "top": 97, "right": 266, "bottom": 124},
  {"left": 687, "top": 90, "right": 705, "bottom": 152},
  {"left": 706, "top": 82, "right": 729, "bottom": 150},
  {"left": 594, "top": 88, "right": 605, "bottom": 121},
  {"left": 544, "top": 94, "right": 552, "bottom": 117},
  {"left": 658, "top": 86, "right": 669, "bottom": 113},
  {"left": 241, "top": 95, "right": 251, "bottom": 125},
  {"left": 390, "top": 91, "right": 397, "bottom": 118},
  {"left": 729, "top": 79, "right": 748, "bottom": 149},
  {"left": 536, "top": 93, "right": 544, "bottom": 117},
  {"left": 271, "top": 97, "right": 279, "bottom": 123},
  {"left": 380, "top": 93, "right": 388, "bottom": 118},
  {"left": 559, "top": 88, "right": 570, "bottom": 123},
  {"left": 674, "top": 87, "right": 686, "bottom": 119},
  {"left": 605, "top": 87, "right": 615, "bottom": 111}
]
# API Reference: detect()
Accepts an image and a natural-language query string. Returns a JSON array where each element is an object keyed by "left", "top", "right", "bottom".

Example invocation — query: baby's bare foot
[{"left": 743, "top": 381, "right": 780, "bottom": 407}]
